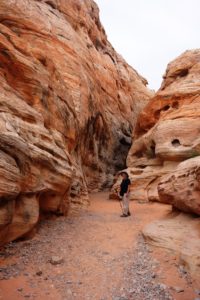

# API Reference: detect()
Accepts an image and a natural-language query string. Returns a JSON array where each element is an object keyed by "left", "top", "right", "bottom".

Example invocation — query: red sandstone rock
[
  {"left": 0, "top": 0, "right": 151, "bottom": 244},
  {"left": 143, "top": 212, "right": 200, "bottom": 280},
  {"left": 126, "top": 49, "right": 200, "bottom": 215},
  {"left": 135, "top": 49, "right": 200, "bottom": 136},
  {"left": 158, "top": 157, "right": 200, "bottom": 215}
]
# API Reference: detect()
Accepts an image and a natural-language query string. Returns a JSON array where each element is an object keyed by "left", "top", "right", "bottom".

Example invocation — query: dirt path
[{"left": 0, "top": 193, "right": 198, "bottom": 300}]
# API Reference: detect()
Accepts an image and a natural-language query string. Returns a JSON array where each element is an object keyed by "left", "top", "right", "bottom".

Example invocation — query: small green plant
[{"left": 188, "top": 150, "right": 200, "bottom": 158}]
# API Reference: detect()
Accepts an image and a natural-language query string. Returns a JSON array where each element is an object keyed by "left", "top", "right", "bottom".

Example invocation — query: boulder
[
  {"left": 158, "top": 157, "right": 200, "bottom": 215},
  {"left": 143, "top": 212, "right": 200, "bottom": 280}
]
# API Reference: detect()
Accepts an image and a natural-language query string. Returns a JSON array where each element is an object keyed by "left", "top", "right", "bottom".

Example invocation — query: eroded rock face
[
  {"left": 0, "top": 0, "right": 151, "bottom": 244},
  {"left": 158, "top": 157, "right": 200, "bottom": 215},
  {"left": 143, "top": 212, "right": 200, "bottom": 280},
  {"left": 126, "top": 49, "right": 200, "bottom": 215}
]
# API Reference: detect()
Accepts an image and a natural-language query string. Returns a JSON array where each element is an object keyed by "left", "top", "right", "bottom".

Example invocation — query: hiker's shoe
[
  {"left": 127, "top": 211, "right": 131, "bottom": 216},
  {"left": 120, "top": 214, "right": 128, "bottom": 217}
]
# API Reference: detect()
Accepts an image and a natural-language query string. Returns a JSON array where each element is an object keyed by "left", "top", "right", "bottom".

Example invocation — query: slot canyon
[{"left": 0, "top": 1, "right": 199, "bottom": 299}]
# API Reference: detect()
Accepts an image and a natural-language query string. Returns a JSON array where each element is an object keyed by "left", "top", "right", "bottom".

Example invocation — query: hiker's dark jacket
[{"left": 120, "top": 178, "right": 131, "bottom": 196}]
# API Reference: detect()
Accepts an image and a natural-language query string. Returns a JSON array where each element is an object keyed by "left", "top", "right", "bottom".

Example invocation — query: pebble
[
  {"left": 36, "top": 270, "right": 43, "bottom": 276},
  {"left": 179, "top": 265, "right": 187, "bottom": 274},
  {"left": 49, "top": 256, "right": 64, "bottom": 265},
  {"left": 171, "top": 286, "right": 184, "bottom": 293},
  {"left": 158, "top": 283, "right": 167, "bottom": 290}
]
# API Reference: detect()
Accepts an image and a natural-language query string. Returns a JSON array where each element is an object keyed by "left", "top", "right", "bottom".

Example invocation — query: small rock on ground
[{"left": 49, "top": 256, "right": 64, "bottom": 265}]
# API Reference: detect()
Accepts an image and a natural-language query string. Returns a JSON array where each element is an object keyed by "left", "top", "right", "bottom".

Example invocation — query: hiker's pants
[{"left": 122, "top": 193, "right": 130, "bottom": 215}]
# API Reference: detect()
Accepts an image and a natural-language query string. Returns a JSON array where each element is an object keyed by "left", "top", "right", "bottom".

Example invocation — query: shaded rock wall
[
  {"left": 126, "top": 49, "right": 200, "bottom": 215},
  {"left": 0, "top": 0, "right": 151, "bottom": 244}
]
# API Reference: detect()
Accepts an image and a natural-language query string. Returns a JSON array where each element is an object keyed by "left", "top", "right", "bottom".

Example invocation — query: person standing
[{"left": 118, "top": 172, "right": 131, "bottom": 217}]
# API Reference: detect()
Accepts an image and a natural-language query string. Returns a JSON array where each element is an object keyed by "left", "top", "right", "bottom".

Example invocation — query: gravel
[
  {"left": 112, "top": 235, "right": 174, "bottom": 300},
  {"left": 0, "top": 208, "right": 193, "bottom": 300}
]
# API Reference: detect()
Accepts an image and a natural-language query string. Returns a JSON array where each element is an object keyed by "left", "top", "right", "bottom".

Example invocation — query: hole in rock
[
  {"left": 95, "top": 38, "right": 103, "bottom": 50},
  {"left": 162, "top": 105, "right": 170, "bottom": 111},
  {"left": 120, "top": 137, "right": 131, "bottom": 146},
  {"left": 172, "top": 101, "right": 179, "bottom": 109},
  {"left": 150, "top": 143, "right": 156, "bottom": 158},
  {"left": 0, "top": 197, "right": 11, "bottom": 208},
  {"left": 146, "top": 140, "right": 156, "bottom": 159},
  {"left": 38, "top": 57, "right": 47, "bottom": 67},
  {"left": 134, "top": 151, "right": 143, "bottom": 158},
  {"left": 138, "top": 165, "right": 147, "bottom": 169},
  {"left": 0, "top": 49, "right": 10, "bottom": 59},
  {"left": 171, "top": 139, "right": 181, "bottom": 147},
  {"left": 45, "top": 1, "right": 56, "bottom": 9},
  {"left": 178, "top": 69, "right": 189, "bottom": 77}
]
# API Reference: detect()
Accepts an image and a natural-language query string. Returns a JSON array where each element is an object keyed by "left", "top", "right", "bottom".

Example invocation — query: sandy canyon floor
[{"left": 0, "top": 193, "right": 199, "bottom": 300}]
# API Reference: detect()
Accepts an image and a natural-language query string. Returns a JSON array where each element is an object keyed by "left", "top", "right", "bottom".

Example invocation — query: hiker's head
[{"left": 120, "top": 172, "right": 129, "bottom": 179}]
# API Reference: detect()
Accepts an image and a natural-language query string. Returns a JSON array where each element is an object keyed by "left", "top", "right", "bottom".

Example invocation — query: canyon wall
[
  {"left": 0, "top": 0, "right": 151, "bottom": 244},
  {"left": 118, "top": 49, "right": 200, "bottom": 279},
  {"left": 125, "top": 49, "right": 200, "bottom": 215}
]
